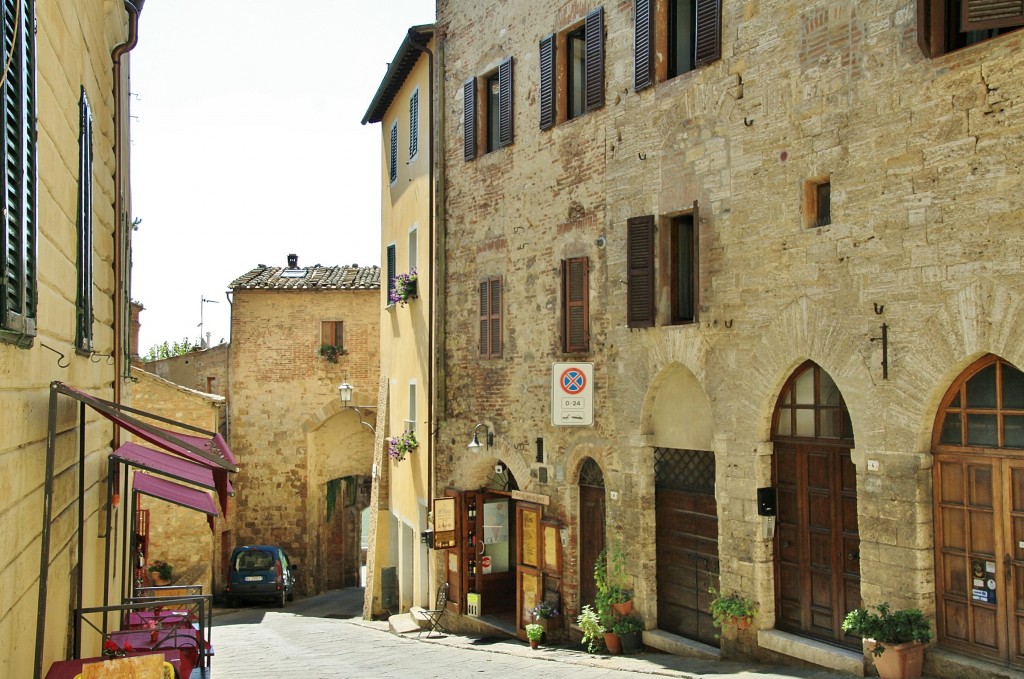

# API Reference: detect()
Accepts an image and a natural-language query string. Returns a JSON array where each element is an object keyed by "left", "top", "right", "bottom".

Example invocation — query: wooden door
[
  {"left": 579, "top": 484, "right": 605, "bottom": 608},
  {"left": 935, "top": 455, "right": 1024, "bottom": 665},
  {"left": 654, "top": 447, "right": 719, "bottom": 644},
  {"left": 774, "top": 442, "right": 861, "bottom": 647}
]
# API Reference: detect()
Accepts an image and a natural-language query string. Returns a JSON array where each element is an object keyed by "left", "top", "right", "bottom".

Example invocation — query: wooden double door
[
  {"left": 934, "top": 453, "right": 1024, "bottom": 665},
  {"left": 774, "top": 442, "right": 861, "bottom": 647}
]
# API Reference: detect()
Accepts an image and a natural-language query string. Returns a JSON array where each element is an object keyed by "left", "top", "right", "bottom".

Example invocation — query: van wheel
[{"left": 287, "top": 589, "right": 294, "bottom": 602}]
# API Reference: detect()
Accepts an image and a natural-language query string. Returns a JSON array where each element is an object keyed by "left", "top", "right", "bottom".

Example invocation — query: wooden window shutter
[
  {"left": 464, "top": 78, "right": 477, "bottom": 161},
  {"left": 498, "top": 58, "right": 514, "bottom": 148},
  {"left": 479, "top": 277, "right": 502, "bottom": 358},
  {"left": 917, "top": 0, "right": 943, "bottom": 57},
  {"left": 961, "top": 0, "right": 1024, "bottom": 31},
  {"left": 321, "top": 320, "right": 343, "bottom": 347},
  {"left": 694, "top": 0, "right": 722, "bottom": 66},
  {"left": 389, "top": 122, "right": 398, "bottom": 183},
  {"left": 76, "top": 88, "right": 94, "bottom": 351},
  {"left": 539, "top": 34, "right": 556, "bottom": 130},
  {"left": 626, "top": 216, "right": 655, "bottom": 328},
  {"left": 1, "top": 0, "right": 37, "bottom": 340},
  {"left": 409, "top": 89, "right": 419, "bottom": 158},
  {"left": 386, "top": 244, "right": 396, "bottom": 305},
  {"left": 634, "top": 0, "right": 655, "bottom": 91},
  {"left": 584, "top": 7, "right": 605, "bottom": 112},
  {"left": 690, "top": 200, "right": 700, "bottom": 320},
  {"left": 563, "top": 257, "right": 590, "bottom": 353}
]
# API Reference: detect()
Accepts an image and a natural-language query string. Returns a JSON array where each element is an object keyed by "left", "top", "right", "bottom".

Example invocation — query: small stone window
[{"left": 804, "top": 177, "right": 831, "bottom": 229}]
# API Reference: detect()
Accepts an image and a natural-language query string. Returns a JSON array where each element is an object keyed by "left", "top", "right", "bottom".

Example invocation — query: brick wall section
[
  {"left": 230, "top": 287, "right": 380, "bottom": 594},
  {"left": 144, "top": 344, "right": 229, "bottom": 396},
  {"left": 436, "top": 0, "right": 1024, "bottom": 668}
]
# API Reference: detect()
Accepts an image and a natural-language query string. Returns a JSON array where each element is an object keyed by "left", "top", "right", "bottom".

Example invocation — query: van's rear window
[{"left": 235, "top": 551, "right": 274, "bottom": 571}]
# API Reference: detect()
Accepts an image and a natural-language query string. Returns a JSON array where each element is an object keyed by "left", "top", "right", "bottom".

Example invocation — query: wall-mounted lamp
[
  {"left": 338, "top": 380, "right": 375, "bottom": 433},
  {"left": 467, "top": 423, "right": 494, "bottom": 449}
]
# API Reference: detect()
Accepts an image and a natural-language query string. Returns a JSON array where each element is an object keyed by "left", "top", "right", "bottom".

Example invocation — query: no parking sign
[{"left": 551, "top": 363, "right": 594, "bottom": 426}]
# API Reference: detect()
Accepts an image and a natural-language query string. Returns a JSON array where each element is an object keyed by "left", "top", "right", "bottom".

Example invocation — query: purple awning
[
  {"left": 132, "top": 473, "right": 218, "bottom": 518},
  {"left": 112, "top": 442, "right": 232, "bottom": 516}
]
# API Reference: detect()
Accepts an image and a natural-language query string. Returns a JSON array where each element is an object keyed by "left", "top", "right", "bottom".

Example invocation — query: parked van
[{"left": 225, "top": 545, "right": 297, "bottom": 608}]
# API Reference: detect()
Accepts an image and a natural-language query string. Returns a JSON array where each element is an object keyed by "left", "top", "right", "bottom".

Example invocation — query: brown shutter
[
  {"left": 498, "top": 57, "right": 514, "bottom": 148},
  {"left": 694, "top": 0, "right": 722, "bottom": 66},
  {"left": 563, "top": 257, "right": 590, "bottom": 353},
  {"left": 691, "top": 200, "right": 700, "bottom": 321},
  {"left": 584, "top": 7, "right": 604, "bottom": 112},
  {"left": 479, "top": 277, "right": 502, "bottom": 358},
  {"left": 539, "top": 34, "right": 556, "bottom": 130},
  {"left": 634, "top": 0, "right": 654, "bottom": 91},
  {"left": 489, "top": 277, "right": 502, "bottom": 357},
  {"left": 321, "top": 321, "right": 343, "bottom": 347},
  {"left": 479, "top": 280, "right": 489, "bottom": 356},
  {"left": 627, "top": 215, "right": 655, "bottom": 328},
  {"left": 464, "top": 78, "right": 477, "bottom": 161},
  {"left": 962, "top": 0, "right": 1024, "bottom": 30},
  {"left": 917, "top": 0, "right": 942, "bottom": 57}
]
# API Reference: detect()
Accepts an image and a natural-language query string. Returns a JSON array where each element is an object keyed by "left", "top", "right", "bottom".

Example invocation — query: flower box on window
[
  {"left": 387, "top": 429, "right": 418, "bottom": 462},
  {"left": 390, "top": 269, "right": 418, "bottom": 307}
]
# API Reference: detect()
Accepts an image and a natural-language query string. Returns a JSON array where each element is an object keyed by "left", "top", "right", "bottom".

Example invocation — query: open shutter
[
  {"left": 498, "top": 58, "right": 514, "bottom": 148},
  {"left": 409, "top": 89, "right": 419, "bottom": 158},
  {"left": 634, "top": 0, "right": 654, "bottom": 91},
  {"left": 694, "top": 0, "right": 722, "bottom": 66},
  {"left": 464, "top": 79, "right": 477, "bottom": 161},
  {"left": 627, "top": 216, "right": 655, "bottom": 328},
  {"left": 539, "top": 34, "right": 556, "bottom": 130},
  {"left": 584, "top": 7, "right": 605, "bottom": 112},
  {"left": 76, "top": 88, "right": 94, "bottom": 351},
  {"left": 962, "top": 0, "right": 1024, "bottom": 30},
  {"left": 386, "top": 244, "right": 396, "bottom": 306},
  {"left": 690, "top": 200, "right": 700, "bottom": 321},
  {"left": 479, "top": 280, "right": 489, "bottom": 356},
  {"left": 563, "top": 257, "right": 589, "bottom": 353},
  {"left": 389, "top": 122, "right": 398, "bottom": 183}
]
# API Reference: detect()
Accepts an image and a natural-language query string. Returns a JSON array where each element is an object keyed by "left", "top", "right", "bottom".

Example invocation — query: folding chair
[{"left": 417, "top": 582, "right": 449, "bottom": 637}]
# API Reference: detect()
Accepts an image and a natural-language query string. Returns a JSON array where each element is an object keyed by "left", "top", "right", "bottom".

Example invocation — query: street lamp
[{"left": 467, "top": 423, "right": 494, "bottom": 449}]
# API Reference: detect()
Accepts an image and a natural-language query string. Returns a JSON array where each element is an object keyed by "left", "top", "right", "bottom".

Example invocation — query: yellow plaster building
[
  {"left": 361, "top": 25, "right": 437, "bottom": 616},
  {"left": 0, "top": 2, "right": 144, "bottom": 677}
]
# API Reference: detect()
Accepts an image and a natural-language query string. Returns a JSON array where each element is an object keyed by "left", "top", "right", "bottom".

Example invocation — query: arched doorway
[
  {"left": 772, "top": 361, "right": 860, "bottom": 647},
  {"left": 933, "top": 355, "right": 1024, "bottom": 666},
  {"left": 578, "top": 458, "right": 605, "bottom": 609}
]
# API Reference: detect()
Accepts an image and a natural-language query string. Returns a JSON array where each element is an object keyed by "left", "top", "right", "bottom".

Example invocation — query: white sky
[{"left": 130, "top": 0, "right": 435, "bottom": 353}]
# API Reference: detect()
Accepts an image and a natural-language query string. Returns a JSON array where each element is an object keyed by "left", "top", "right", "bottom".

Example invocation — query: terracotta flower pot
[
  {"left": 867, "top": 640, "right": 925, "bottom": 679},
  {"left": 611, "top": 599, "right": 633, "bottom": 616},
  {"left": 603, "top": 631, "right": 622, "bottom": 655},
  {"left": 731, "top": 615, "right": 752, "bottom": 630},
  {"left": 530, "top": 640, "right": 539, "bottom": 649}
]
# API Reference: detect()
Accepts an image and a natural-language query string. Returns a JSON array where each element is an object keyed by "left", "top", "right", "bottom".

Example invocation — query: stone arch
[
  {"left": 641, "top": 361, "right": 714, "bottom": 450},
  {"left": 447, "top": 440, "right": 532, "bottom": 492}
]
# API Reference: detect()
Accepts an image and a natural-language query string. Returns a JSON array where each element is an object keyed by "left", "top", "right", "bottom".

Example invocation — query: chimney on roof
[{"left": 287, "top": 253, "right": 298, "bottom": 269}]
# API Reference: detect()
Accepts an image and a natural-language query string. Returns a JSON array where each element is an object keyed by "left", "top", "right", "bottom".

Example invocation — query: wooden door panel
[{"left": 579, "top": 485, "right": 604, "bottom": 609}]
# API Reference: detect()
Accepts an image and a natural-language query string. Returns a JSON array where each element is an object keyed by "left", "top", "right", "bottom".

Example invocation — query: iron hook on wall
[{"left": 41, "top": 343, "right": 70, "bottom": 369}]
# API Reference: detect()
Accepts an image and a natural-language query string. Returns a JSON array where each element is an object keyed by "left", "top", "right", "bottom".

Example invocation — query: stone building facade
[
  {"left": 432, "top": 0, "right": 1024, "bottom": 676},
  {"left": 144, "top": 342, "right": 230, "bottom": 397},
  {"left": 228, "top": 258, "right": 381, "bottom": 595}
]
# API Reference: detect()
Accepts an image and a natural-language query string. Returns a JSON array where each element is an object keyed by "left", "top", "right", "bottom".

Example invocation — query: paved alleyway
[{"left": 210, "top": 589, "right": 869, "bottom": 679}]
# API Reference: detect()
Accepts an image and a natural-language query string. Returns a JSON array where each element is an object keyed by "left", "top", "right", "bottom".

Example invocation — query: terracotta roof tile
[{"left": 228, "top": 264, "right": 381, "bottom": 291}]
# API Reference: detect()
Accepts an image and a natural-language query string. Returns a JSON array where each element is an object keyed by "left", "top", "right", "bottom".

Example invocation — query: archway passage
[
  {"left": 578, "top": 458, "right": 606, "bottom": 609},
  {"left": 325, "top": 475, "right": 370, "bottom": 589},
  {"left": 655, "top": 447, "right": 718, "bottom": 644},
  {"left": 933, "top": 355, "right": 1024, "bottom": 666},
  {"left": 772, "top": 361, "right": 860, "bottom": 648}
]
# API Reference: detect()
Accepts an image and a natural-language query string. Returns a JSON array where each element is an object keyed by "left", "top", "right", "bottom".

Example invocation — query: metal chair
[{"left": 417, "top": 583, "right": 449, "bottom": 637}]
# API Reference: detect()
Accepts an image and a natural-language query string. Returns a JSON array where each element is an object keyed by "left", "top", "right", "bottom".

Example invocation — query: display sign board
[
  {"left": 432, "top": 496, "right": 456, "bottom": 549},
  {"left": 551, "top": 362, "right": 594, "bottom": 426}
]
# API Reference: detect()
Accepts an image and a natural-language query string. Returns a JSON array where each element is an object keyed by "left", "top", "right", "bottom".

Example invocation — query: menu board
[
  {"left": 521, "top": 507, "right": 539, "bottom": 568},
  {"left": 432, "top": 496, "right": 456, "bottom": 549}
]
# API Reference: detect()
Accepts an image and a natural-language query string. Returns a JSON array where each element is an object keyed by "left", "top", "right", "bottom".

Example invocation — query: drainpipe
[
  {"left": 404, "top": 29, "right": 435, "bottom": 502},
  {"left": 111, "top": 0, "right": 142, "bottom": 424}
]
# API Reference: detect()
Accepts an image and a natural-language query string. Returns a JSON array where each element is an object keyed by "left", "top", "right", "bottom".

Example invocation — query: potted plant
[
  {"left": 841, "top": 602, "right": 932, "bottom": 679},
  {"left": 318, "top": 343, "right": 347, "bottom": 363},
  {"left": 147, "top": 560, "right": 173, "bottom": 585},
  {"left": 390, "top": 269, "right": 418, "bottom": 307},
  {"left": 709, "top": 588, "right": 757, "bottom": 634},
  {"left": 576, "top": 604, "right": 604, "bottom": 654},
  {"left": 613, "top": 612, "right": 644, "bottom": 654},
  {"left": 387, "top": 429, "right": 418, "bottom": 462},
  {"left": 595, "top": 544, "right": 633, "bottom": 616},
  {"left": 525, "top": 623, "right": 544, "bottom": 649}
]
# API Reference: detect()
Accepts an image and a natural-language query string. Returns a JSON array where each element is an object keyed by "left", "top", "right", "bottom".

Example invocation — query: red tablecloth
[
  {"left": 125, "top": 610, "right": 193, "bottom": 630},
  {"left": 44, "top": 649, "right": 193, "bottom": 679}
]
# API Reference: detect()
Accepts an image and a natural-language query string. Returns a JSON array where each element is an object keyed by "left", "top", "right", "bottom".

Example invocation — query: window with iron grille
[
  {"left": 409, "top": 88, "right": 419, "bottom": 159},
  {"left": 654, "top": 448, "right": 715, "bottom": 494},
  {"left": 479, "top": 276, "right": 502, "bottom": 358},
  {"left": 76, "top": 88, "right": 94, "bottom": 352},
  {"left": 0, "top": 0, "right": 37, "bottom": 346}
]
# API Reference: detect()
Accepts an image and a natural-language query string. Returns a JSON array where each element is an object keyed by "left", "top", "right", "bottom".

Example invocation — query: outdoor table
[
  {"left": 125, "top": 610, "right": 193, "bottom": 630},
  {"left": 108, "top": 628, "right": 203, "bottom": 669},
  {"left": 44, "top": 649, "right": 193, "bottom": 679}
]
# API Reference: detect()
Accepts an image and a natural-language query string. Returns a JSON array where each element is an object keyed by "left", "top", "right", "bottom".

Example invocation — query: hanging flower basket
[
  {"left": 319, "top": 344, "right": 347, "bottom": 364},
  {"left": 390, "top": 269, "right": 418, "bottom": 307},
  {"left": 388, "top": 429, "right": 418, "bottom": 462}
]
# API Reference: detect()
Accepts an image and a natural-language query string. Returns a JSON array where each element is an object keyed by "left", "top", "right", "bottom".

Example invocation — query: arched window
[
  {"left": 773, "top": 361, "right": 853, "bottom": 441},
  {"left": 935, "top": 356, "right": 1024, "bottom": 451}
]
